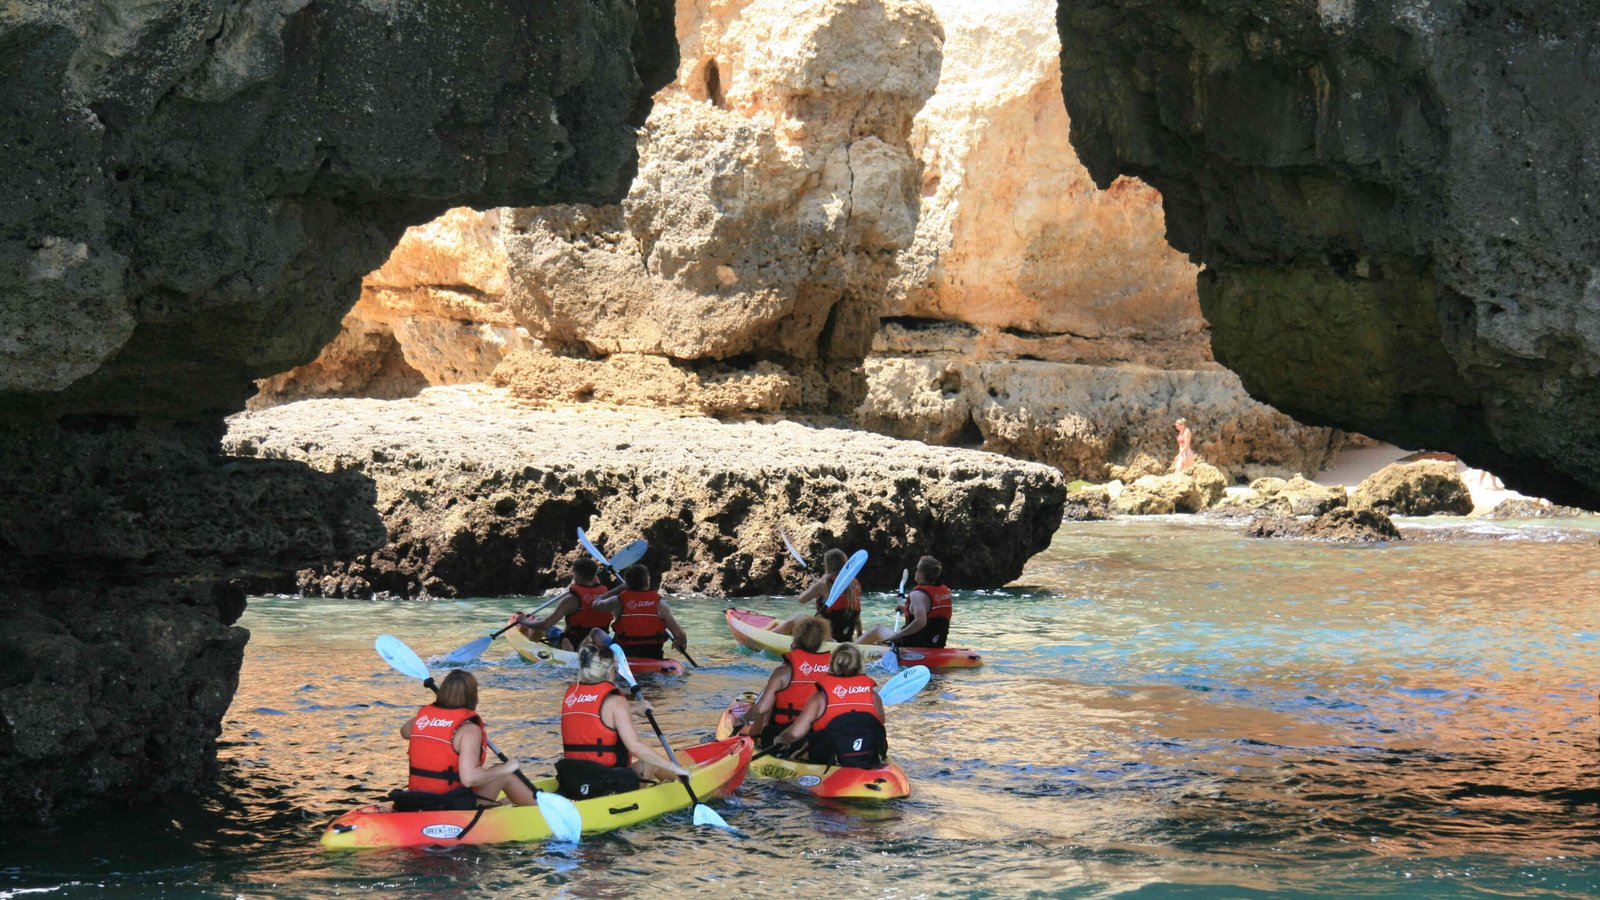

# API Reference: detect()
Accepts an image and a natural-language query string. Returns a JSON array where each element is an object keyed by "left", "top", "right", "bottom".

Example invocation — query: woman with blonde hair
[
  {"left": 773, "top": 642, "right": 888, "bottom": 769},
  {"left": 399, "top": 669, "right": 533, "bottom": 807},
  {"left": 556, "top": 637, "right": 688, "bottom": 799}
]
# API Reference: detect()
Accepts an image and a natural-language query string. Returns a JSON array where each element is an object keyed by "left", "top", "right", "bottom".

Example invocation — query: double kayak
[
  {"left": 503, "top": 628, "right": 686, "bottom": 675},
  {"left": 322, "top": 736, "right": 752, "bottom": 849},
  {"left": 725, "top": 608, "right": 983, "bottom": 669},
  {"left": 715, "top": 693, "right": 910, "bottom": 801}
]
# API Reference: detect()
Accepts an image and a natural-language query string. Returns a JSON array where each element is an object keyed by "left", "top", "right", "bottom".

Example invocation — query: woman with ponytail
[{"left": 556, "top": 638, "right": 688, "bottom": 799}]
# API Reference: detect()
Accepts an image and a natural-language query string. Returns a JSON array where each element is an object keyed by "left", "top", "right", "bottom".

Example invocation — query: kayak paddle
[
  {"left": 577, "top": 528, "right": 648, "bottom": 579},
  {"left": 824, "top": 549, "right": 868, "bottom": 611},
  {"left": 778, "top": 525, "right": 809, "bottom": 569},
  {"left": 608, "top": 644, "right": 730, "bottom": 830},
  {"left": 748, "top": 666, "right": 929, "bottom": 761},
  {"left": 374, "top": 634, "right": 581, "bottom": 843},
  {"left": 879, "top": 568, "right": 909, "bottom": 674}
]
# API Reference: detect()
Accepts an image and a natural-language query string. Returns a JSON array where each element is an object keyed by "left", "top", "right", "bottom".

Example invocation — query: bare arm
[
  {"left": 529, "top": 594, "right": 579, "bottom": 631},
  {"left": 796, "top": 578, "right": 827, "bottom": 605},
  {"left": 593, "top": 594, "right": 622, "bottom": 614},
  {"left": 400, "top": 717, "right": 414, "bottom": 740},
  {"left": 777, "top": 692, "right": 825, "bottom": 745},
  {"left": 657, "top": 598, "right": 688, "bottom": 648},
  {"left": 745, "top": 665, "right": 792, "bottom": 732},
  {"left": 603, "top": 695, "right": 688, "bottom": 776},
  {"left": 453, "top": 721, "right": 519, "bottom": 789},
  {"left": 888, "top": 591, "right": 930, "bottom": 643}
]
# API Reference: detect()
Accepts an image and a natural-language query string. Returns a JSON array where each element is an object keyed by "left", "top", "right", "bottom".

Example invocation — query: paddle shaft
[
  {"left": 482, "top": 733, "right": 539, "bottom": 795},
  {"left": 642, "top": 709, "right": 706, "bottom": 808}
]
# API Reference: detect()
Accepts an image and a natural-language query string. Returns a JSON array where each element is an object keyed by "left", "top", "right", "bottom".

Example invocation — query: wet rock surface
[
  {"left": 1483, "top": 498, "right": 1597, "bottom": 520},
  {"left": 1246, "top": 508, "right": 1402, "bottom": 543},
  {"left": 225, "top": 388, "right": 1066, "bottom": 597},
  {"left": 1057, "top": 0, "right": 1600, "bottom": 509}
]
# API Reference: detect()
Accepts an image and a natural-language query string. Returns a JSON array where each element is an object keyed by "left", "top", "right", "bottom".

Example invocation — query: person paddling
[
  {"left": 859, "top": 555, "right": 951, "bottom": 649},
  {"left": 767, "top": 548, "right": 863, "bottom": 643},
  {"left": 399, "top": 669, "right": 534, "bottom": 807},
  {"left": 772, "top": 643, "right": 888, "bottom": 768},
  {"left": 557, "top": 636, "right": 689, "bottom": 799},
  {"left": 593, "top": 564, "right": 688, "bottom": 661},
  {"left": 510, "top": 557, "right": 612, "bottom": 649},
  {"left": 733, "top": 616, "right": 832, "bottom": 747}
]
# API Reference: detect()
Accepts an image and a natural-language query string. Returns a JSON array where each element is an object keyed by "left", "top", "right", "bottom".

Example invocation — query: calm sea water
[{"left": 3, "top": 518, "right": 1597, "bottom": 898}]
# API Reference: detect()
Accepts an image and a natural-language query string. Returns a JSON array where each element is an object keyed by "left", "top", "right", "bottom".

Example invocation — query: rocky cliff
[
  {"left": 0, "top": 0, "right": 673, "bottom": 822},
  {"left": 1057, "top": 0, "right": 1600, "bottom": 509},
  {"left": 226, "top": 388, "right": 1065, "bottom": 597}
]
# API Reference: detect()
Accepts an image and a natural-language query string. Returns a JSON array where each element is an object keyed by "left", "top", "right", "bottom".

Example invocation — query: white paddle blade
[
  {"left": 375, "top": 635, "right": 430, "bottom": 681},
  {"left": 778, "top": 526, "right": 808, "bottom": 569},
  {"left": 610, "top": 643, "right": 638, "bottom": 688},
  {"left": 576, "top": 527, "right": 610, "bottom": 567},
  {"left": 442, "top": 634, "right": 492, "bottom": 667},
  {"left": 610, "top": 539, "right": 648, "bottom": 570},
  {"left": 880, "top": 664, "right": 930, "bottom": 705},
  {"left": 897, "top": 568, "right": 909, "bottom": 595},
  {"left": 825, "top": 549, "right": 869, "bottom": 610},
  {"left": 692, "top": 802, "right": 732, "bottom": 830},
  {"left": 537, "top": 791, "right": 583, "bottom": 843}
]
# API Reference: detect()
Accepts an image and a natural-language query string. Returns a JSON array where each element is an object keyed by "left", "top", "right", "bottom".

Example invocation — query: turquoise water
[{"left": 3, "top": 518, "right": 1596, "bottom": 897}]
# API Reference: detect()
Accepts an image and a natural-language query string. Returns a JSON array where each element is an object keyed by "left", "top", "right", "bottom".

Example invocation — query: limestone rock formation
[
  {"left": 1245, "top": 508, "right": 1402, "bottom": 543},
  {"left": 0, "top": 0, "right": 673, "bottom": 822},
  {"left": 252, "top": 210, "right": 533, "bottom": 408},
  {"left": 1351, "top": 462, "right": 1474, "bottom": 517},
  {"left": 1113, "top": 463, "right": 1226, "bottom": 515},
  {"left": 1219, "top": 476, "right": 1348, "bottom": 517},
  {"left": 1057, "top": 0, "right": 1600, "bottom": 509},
  {"left": 1483, "top": 498, "right": 1596, "bottom": 520},
  {"left": 489, "top": 349, "right": 805, "bottom": 415},
  {"left": 503, "top": 0, "right": 944, "bottom": 409},
  {"left": 225, "top": 388, "right": 1065, "bottom": 597},
  {"left": 857, "top": 357, "right": 1345, "bottom": 481}
]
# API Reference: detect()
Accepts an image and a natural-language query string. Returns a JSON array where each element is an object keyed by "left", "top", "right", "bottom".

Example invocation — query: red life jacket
[
  {"left": 565, "top": 582, "right": 613, "bottom": 632},
  {"left": 407, "top": 704, "right": 486, "bottom": 792},
  {"left": 815, "top": 576, "right": 861, "bottom": 614},
  {"left": 812, "top": 673, "right": 882, "bottom": 731},
  {"left": 561, "top": 681, "right": 629, "bottom": 767},
  {"left": 773, "top": 649, "right": 833, "bottom": 726},
  {"left": 613, "top": 590, "right": 666, "bottom": 644},
  {"left": 899, "top": 583, "right": 952, "bottom": 621}
]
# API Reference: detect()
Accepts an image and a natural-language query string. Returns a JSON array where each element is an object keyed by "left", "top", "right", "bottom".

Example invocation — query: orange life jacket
[
  {"left": 816, "top": 576, "right": 861, "bottom": 613},
  {"left": 899, "top": 583, "right": 952, "bottom": 621},
  {"left": 613, "top": 589, "right": 666, "bottom": 645},
  {"left": 565, "top": 582, "right": 613, "bottom": 632},
  {"left": 812, "top": 673, "right": 882, "bottom": 731},
  {"left": 561, "top": 681, "right": 629, "bottom": 767},
  {"left": 407, "top": 704, "right": 486, "bottom": 792},
  {"left": 773, "top": 649, "right": 833, "bottom": 726}
]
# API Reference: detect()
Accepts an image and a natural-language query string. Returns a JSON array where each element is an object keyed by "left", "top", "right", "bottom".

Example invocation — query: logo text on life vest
[
  {"left": 830, "top": 683, "right": 873, "bottom": 700},
  {"left": 416, "top": 715, "right": 458, "bottom": 730},
  {"left": 565, "top": 690, "right": 603, "bottom": 708}
]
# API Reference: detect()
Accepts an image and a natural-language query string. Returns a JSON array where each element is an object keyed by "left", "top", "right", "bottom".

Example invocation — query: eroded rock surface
[
  {"left": 1057, "top": 0, "right": 1600, "bottom": 508},
  {"left": 1245, "top": 507, "right": 1402, "bottom": 543},
  {"left": 225, "top": 388, "right": 1065, "bottom": 597},
  {"left": 0, "top": 0, "right": 673, "bottom": 821},
  {"left": 1351, "top": 461, "right": 1474, "bottom": 517}
]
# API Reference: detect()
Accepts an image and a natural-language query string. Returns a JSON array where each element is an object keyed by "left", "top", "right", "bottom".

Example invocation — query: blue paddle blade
[
  {"left": 576, "top": 527, "right": 610, "bottom": 567},
  {"left": 375, "top": 634, "right": 430, "bottom": 681},
  {"left": 693, "top": 802, "right": 732, "bottom": 830},
  {"left": 610, "top": 643, "right": 637, "bottom": 689},
  {"left": 610, "top": 538, "right": 648, "bottom": 571},
  {"left": 824, "top": 549, "right": 869, "bottom": 610},
  {"left": 880, "top": 664, "right": 929, "bottom": 705},
  {"left": 536, "top": 791, "right": 583, "bottom": 843},
  {"left": 879, "top": 649, "right": 901, "bottom": 675},
  {"left": 778, "top": 526, "right": 808, "bottom": 569},
  {"left": 442, "top": 634, "right": 492, "bottom": 666}
]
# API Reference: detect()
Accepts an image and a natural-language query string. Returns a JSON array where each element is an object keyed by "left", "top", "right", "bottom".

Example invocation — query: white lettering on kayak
[{"left": 421, "top": 823, "right": 465, "bottom": 840}]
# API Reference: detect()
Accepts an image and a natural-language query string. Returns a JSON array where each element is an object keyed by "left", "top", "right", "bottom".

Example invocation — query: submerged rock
[
  {"left": 1351, "top": 462, "right": 1474, "bottom": 517},
  {"left": 1246, "top": 508, "right": 1401, "bottom": 543},
  {"left": 224, "top": 388, "right": 1065, "bottom": 596}
]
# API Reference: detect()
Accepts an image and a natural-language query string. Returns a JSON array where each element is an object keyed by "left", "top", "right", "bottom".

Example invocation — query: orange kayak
[
  {"left": 725, "top": 608, "right": 983, "bottom": 669},
  {"left": 321, "top": 737, "right": 751, "bottom": 849},
  {"left": 715, "top": 693, "right": 910, "bottom": 801}
]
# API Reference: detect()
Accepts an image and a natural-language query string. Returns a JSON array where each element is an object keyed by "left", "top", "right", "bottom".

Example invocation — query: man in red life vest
[
  {"left": 511, "top": 557, "right": 612, "bottom": 649},
  {"left": 859, "top": 555, "right": 951, "bottom": 649},
  {"left": 773, "top": 643, "right": 887, "bottom": 768},
  {"left": 736, "top": 616, "right": 832, "bottom": 747},
  {"left": 593, "top": 563, "right": 689, "bottom": 661}
]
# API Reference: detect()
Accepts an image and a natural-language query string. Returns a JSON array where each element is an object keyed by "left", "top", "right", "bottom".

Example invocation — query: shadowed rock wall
[
  {"left": 0, "top": 0, "right": 674, "bottom": 822},
  {"left": 1057, "top": 0, "right": 1600, "bottom": 508}
]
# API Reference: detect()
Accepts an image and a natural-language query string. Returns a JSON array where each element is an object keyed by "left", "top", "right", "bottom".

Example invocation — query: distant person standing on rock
[{"left": 1173, "top": 418, "right": 1197, "bottom": 473}]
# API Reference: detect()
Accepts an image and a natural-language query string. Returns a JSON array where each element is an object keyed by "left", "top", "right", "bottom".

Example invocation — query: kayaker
[
  {"left": 399, "top": 669, "right": 534, "bottom": 807},
  {"left": 557, "top": 637, "right": 689, "bottom": 799},
  {"left": 858, "top": 555, "right": 950, "bottom": 649},
  {"left": 767, "top": 548, "right": 862, "bottom": 642},
  {"left": 593, "top": 564, "right": 688, "bottom": 661},
  {"left": 510, "top": 557, "right": 612, "bottom": 649},
  {"left": 772, "top": 643, "right": 887, "bottom": 768},
  {"left": 736, "top": 615, "right": 832, "bottom": 747}
]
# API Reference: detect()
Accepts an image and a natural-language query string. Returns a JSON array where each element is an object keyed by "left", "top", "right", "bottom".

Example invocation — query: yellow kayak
[
  {"left": 321, "top": 737, "right": 751, "bottom": 849},
  {"left": 715, "top": 693, "right": 910, "bottom": 800},
  {"left": 725, "top": 608, "right": 982, "bottom": 669},
  {"left": 503, "top": 628, "right": 686, "bottom": 675}
]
